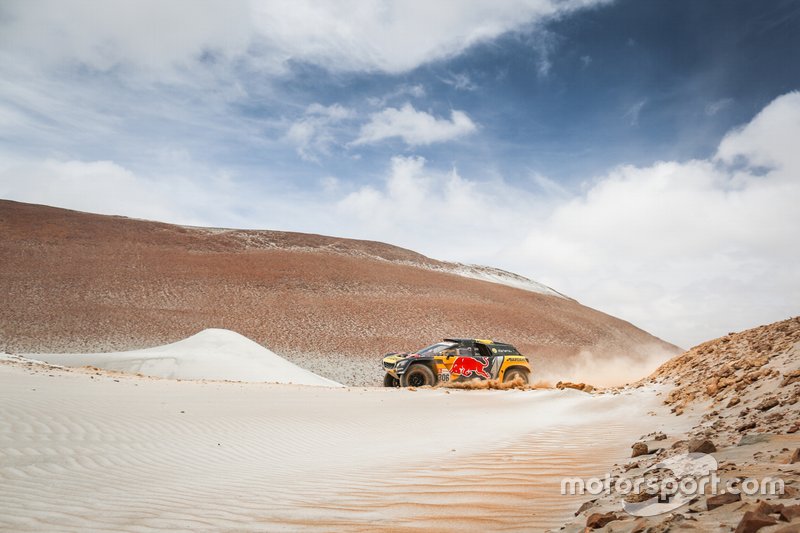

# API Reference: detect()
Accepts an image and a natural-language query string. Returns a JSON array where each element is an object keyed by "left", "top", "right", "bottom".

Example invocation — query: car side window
[
  {"left": 456, "top": 347, "right": 473, "bottom": 358},
  {"left": 476, "top": 344, "right": 493, "bottom": 358}
]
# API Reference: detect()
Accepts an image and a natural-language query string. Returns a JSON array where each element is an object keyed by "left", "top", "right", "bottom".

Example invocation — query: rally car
[{"left": 382, "top": 338, "right": 531, "bottom": 388}]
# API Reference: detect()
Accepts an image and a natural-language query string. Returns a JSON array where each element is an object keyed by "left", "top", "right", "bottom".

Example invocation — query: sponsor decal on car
[{"left": 450, "top": 356, "right": 490, "bottom": 379}]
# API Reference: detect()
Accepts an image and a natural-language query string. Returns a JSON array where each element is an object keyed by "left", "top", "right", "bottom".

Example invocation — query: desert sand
[
  {"left": 2, "top": 321, "right": 798, "bottom": 531},
  {"left": 0, "top": 353, "right": 688, "bottom": 532}
]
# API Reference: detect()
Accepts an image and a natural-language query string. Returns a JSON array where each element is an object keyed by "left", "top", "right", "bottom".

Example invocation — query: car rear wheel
[
  {"left": 503, "top": 368, "right": 530, "bottom": 385},
  {"left": 400, "top": 364, "right": 436, "bottom": 388},
  {"left": 383, "top": 373, "right": 400, "bottom": 387}
]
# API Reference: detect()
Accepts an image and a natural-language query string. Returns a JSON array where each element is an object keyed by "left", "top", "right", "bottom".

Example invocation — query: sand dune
[
  {"left": 0, "top": 358, "right": 690, "bottom": 532},
  {"left": 27, "top": 328, "right": 342, "bottom": 387}
]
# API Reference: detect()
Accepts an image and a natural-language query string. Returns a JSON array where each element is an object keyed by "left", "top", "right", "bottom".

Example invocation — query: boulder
[
  {"left": 631, "top": 442, "right": 649, "bottom": 458},
  {"left": 788, "top": 448, "right": 800, "bottom": 464},
  {"left": 688, "top": 438, "right": 716, "bottom": 454},
  {"left": 748, "top": 356, "right": 770, "bottom": 368},
  {"left": 556, "top": 381, "right": 595, "bottom": 393},
  {"left": 734, "top": 511, "right": 777, "bottom": 533},
  {"left": 586, "top": 512, "right": 620, "bottom": 529},
  {"left": 738, "top": 421, "right": 757, "bottom": 432},
  {"left": 781, "top": 369, "right": 800, "bottom": 387},
  {"left": 707, "top": 492, "right": 741, "bottom": 511},
  {"left": 753, "top": 501, "right": 781, "bottom": 516},
  {"left": 717, "top": 364, "right": 734, "bottom": 377},
  {"left": 757, "top": 397, "right": 780, "bottom": 411},
  {"left": 779, "top": 504, "right": 800, "bottom": 522}
]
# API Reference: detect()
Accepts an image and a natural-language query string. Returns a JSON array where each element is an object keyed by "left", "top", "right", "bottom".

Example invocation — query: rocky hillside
[
  {"left": 651, "top": 316, "right": 800, "bottom": 431},
  {"left": 562, "top": 317, "right": 800, "bottom": 532},
  {"left": 0, "top": 200, "right": 679, "bottom": 385}
]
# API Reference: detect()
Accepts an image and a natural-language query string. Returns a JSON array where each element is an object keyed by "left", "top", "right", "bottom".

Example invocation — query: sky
[{"left": 1, "top": 0, "right": 799, "bottom": 348}]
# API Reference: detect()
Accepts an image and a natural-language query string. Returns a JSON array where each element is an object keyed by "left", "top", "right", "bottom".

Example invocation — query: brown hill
[{"left": 0, "top": 200, "right": 679, "bottom": 385}]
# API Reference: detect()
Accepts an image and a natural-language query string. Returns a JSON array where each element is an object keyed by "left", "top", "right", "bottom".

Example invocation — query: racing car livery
[{"left": 382, "top": 338, "right": 532, "bottom": 388}]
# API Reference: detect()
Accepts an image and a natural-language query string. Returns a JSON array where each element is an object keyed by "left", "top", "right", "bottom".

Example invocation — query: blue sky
[{"left": 1, "top": 0, "right": 799, "bottom": 348}]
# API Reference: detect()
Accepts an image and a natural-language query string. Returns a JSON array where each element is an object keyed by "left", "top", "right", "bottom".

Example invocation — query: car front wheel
[
  {"left": 383, "top": 373, "right": 400, "bottom": 387},
  {"left": 400, "top": 364, "right": 436, "bottom": 387},
  {"left": 503, "top": 368, "right": 530, "bottom": 385}
]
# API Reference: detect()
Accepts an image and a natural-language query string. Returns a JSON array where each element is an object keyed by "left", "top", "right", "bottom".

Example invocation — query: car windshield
[{"left": 416, "top": 342, "right": 457, "bottom": 356}]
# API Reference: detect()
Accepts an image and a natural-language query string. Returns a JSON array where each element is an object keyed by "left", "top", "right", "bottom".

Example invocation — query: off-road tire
[
  {"left": 383, "top": 373, "right": 400, "bottom": 388},
  {"left": 503, "top": 368, "right": 530, "bottom": 385},
  {"left": 400, "top": 364, "right": 436, "bottom": 388}
]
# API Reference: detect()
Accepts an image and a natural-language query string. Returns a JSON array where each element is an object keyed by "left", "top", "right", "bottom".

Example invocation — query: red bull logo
[{"left": 450, "top": 356, "right": 490, "bottom": 379}]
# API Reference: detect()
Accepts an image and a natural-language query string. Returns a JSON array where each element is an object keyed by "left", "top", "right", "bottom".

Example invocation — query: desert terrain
[
  {"left": 560, "top": 317, "right": 800, "bottom": 532},
  {"left": 0, "top": 200, "right": 679, "bottom": 386},
  {"left": 2, "top": 318, "right": 796, "bottom": 531},
  {"left": 2, "top": 1, "right": 796, "bottom": 531},
  {"left": 0, "top": 349, "right": 689, "bottom": 532},
  {"left": 1, "top": 202, "right": 798, "bottom": 532}
]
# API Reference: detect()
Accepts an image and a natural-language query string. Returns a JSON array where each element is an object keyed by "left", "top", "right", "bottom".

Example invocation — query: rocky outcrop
[
  {"left": 649, "top": 317, "right": 800, "bottom": 443},
  {"left": 559, "top": 317, "right": 800, "bottom": 533}
]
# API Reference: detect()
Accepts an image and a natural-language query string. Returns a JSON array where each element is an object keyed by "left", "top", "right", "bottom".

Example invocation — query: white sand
[
  {"left": 25, "top": 328, "right": 342, "bottom": 387},
  {"left": 0, "top": 360, "right": 692, "bottom": 532},
  {"left": 448, "top": 264, "right": 566, "bottom": 298}
]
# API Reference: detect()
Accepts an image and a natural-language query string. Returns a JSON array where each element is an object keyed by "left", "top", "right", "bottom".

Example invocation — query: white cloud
[
  {"left": 525, "top": 28, "right": 560, "bottom": 78},
  {"left": 285, "top": 103, "right": 355, "bottom": 161},
  {"left": 441, "top": 72, "right": 477, "bottom": 91},
  {"left": 319, "top": 176, "right": 340, "bottom": 193},
  {"left": 0, "top": 1, "right": 253, "bottom": 77},
  {"left": 0, "top": 0, "right": 608, "bottom": 77},
  {"left": 515, "top": 92, "right": 800, "bottom": 346},
  {"left": 705, "top": 97, "right": 734, "bottom": 116},
  {"left": 334, "top": 156, "right": 543, "bottom": 264},
  {"left": 335, "top": 92, "right": 800, "bottom": 348},
  {"left": 366, "top": 84, "right": 427, "bottom": 107},
  {"left": 716, "top": 92, "right": 800, "bottom": 171},
  {"left": 243, "top": 0, "right": 609, "bottom": 74},
  {"left": 353, "top": 104, "right": 477, "bottom": 146},
  {"left": 623, "top": 99, "right": 646, "bottom": 126},
  {"left": 0, "top": 158, "right": 239, "bottom": 226},
  {"left": 3, "top": 92, "right": 798, "bottom": 351}
]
